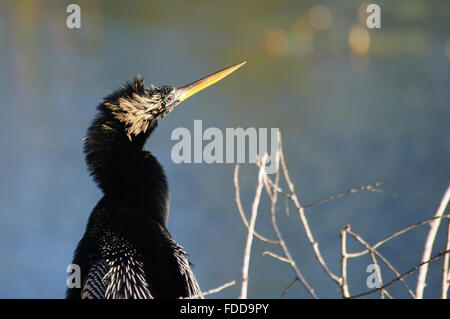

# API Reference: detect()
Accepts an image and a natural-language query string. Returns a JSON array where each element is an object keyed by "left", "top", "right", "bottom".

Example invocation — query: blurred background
[{"left": 0, "top": 0, "right": 449, "bottom": 298}]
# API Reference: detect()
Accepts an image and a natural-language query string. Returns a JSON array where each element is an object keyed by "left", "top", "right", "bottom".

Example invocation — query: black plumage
[{"left": 67, "top": 62, "right": 245, "bottom": 299}]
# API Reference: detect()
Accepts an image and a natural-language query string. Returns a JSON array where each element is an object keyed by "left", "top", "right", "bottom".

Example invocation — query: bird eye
[{"left": 165, "top": 94, "right": 175, "bottom": 105}]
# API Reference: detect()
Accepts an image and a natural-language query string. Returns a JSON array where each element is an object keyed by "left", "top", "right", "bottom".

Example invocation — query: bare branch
[
  {"left": 349, "top": 249, "right": 450, "bottom": 299},
  {"left": 442, "top": 218, "right": 450, "bottom": 299},
  {"left": 345, "top": 228, "right": 416, "bottom": 298},
  {"left": 347, "top": 215, "right": 450, "bottom": 258},
  {"left": 340, "top": 225, "right": 351, "bottom": 298},
  {"left": 240, "top": 155, "right": 267, "bottom": 299},
  {"left": 383, "top": 289, "right": 394, "bottom": 299},
  {"left": 416, "top": 185, "right": 450, "bottom": 299},
  {"left": 278, "top": 132, "right": 341, "bottom": 285},
  {"left": 262, "top": 251, "right": 294, "bottom": 266},
  {"left": 234, "top": 164, "right": 279, "bottom": 245},
  {"left": 263, "top": 141, "right": 318, "bottom": 299},
  {"left": 367, "top": 250, "right": 385, "bottom": 299},
  {"left": 182, "top": 281, "right": 236, "bottom": 299},
  {"left": 233, "top": 130, "right": 448, "bottom": 300},
  {"left": 303, "top": 182, "right": 383, "bottom": 209},
  {"left": 279, "top": 277, "right": 298, "bottom": 299}
]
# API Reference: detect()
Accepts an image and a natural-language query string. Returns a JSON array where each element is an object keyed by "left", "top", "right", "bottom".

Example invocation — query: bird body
[{"left": 67, "top": 62, "right": 245, "bottom": 299}]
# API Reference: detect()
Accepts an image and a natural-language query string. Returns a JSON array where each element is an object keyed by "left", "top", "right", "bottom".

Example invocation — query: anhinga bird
[{"left": 67, "top": 62, "right": 245, "bottom": 299}]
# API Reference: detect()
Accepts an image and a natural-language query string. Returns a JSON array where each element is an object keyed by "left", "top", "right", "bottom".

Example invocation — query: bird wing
[
  {"left": 81, "top": 234, "right": 153, "bottom": 299},
  {"left": 168, "top": 236, "right": 203, "bottom": 298},
  {"left": 80, "top": 259, "right": 108, "bottom": 299}
]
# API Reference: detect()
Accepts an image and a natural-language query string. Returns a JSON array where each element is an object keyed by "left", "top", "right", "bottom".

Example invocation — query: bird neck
[{"left": 84, "top": 107, "right": 169, "bottom": 226}]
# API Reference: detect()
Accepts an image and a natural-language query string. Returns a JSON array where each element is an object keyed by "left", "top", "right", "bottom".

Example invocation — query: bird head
[{"left": 103, "top": 61, "right": 246, "bottom": 140}]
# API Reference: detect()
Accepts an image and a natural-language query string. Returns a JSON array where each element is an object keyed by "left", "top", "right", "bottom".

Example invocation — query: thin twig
[
  {"left": 349, "top": 249, "right": 450, "bottom": 299},
  {"left": 303, "top": 182, "right": 383, "bottom": 209},
  {"left": 269, "top": 178, "right": 450, "bottom": 263},
  {"left": 383, "top": 289, "right": 394, "bottom": 299},
  {"left": 416, "top": 185, "right": 450, "bottom": 299},
  {"left": 234, "top": 164, "right": 279, "bottom": 245},
  {"left": 264, "top": 144, "right": 318, "bottom": 299},
  {"left": 266, "top": 225, "right": 318, "bottom": 298},
  {"left": 263, "top": 251, "right": 294, "bottom": 266},
  {"left": 367, "top": 250, "right": 385, "bottom": 299},
  {"left": 340, "top": 225, "right": 351, "bottom": 298},
  {"left": 441, "top": 218, "right": 450, "bottom": 299},
  {"left": 346, "top": 228, "right": 416, "bottom": 298},
  {"left": 182, "top": 281, "right": 236, "bottom": 299},
  {"left": 279, "top": 277, "right": 298, "bottom": 299},
  {"left": 278, "top": 132, "right": 341, "bottom": 285},
  {"left": 347, "top": 215, "right": 450, "bottom": 258},
  {"left": 240, "top": 155, "right": 267, "bottom": 299}
]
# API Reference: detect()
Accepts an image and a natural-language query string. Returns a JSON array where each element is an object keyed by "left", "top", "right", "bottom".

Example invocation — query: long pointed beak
[{"left": 177, "top": 61, "right": 246, "bottom": 102}]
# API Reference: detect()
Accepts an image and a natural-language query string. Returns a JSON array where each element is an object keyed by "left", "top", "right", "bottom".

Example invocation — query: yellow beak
[{"left": 177, "top": 61, "right": 246, "bottom": 102}]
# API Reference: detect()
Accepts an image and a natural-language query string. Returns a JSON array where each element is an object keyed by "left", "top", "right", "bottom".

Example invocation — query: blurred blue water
[{"left": 0, "top": 1, "right": 449, "bottom": 298}]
